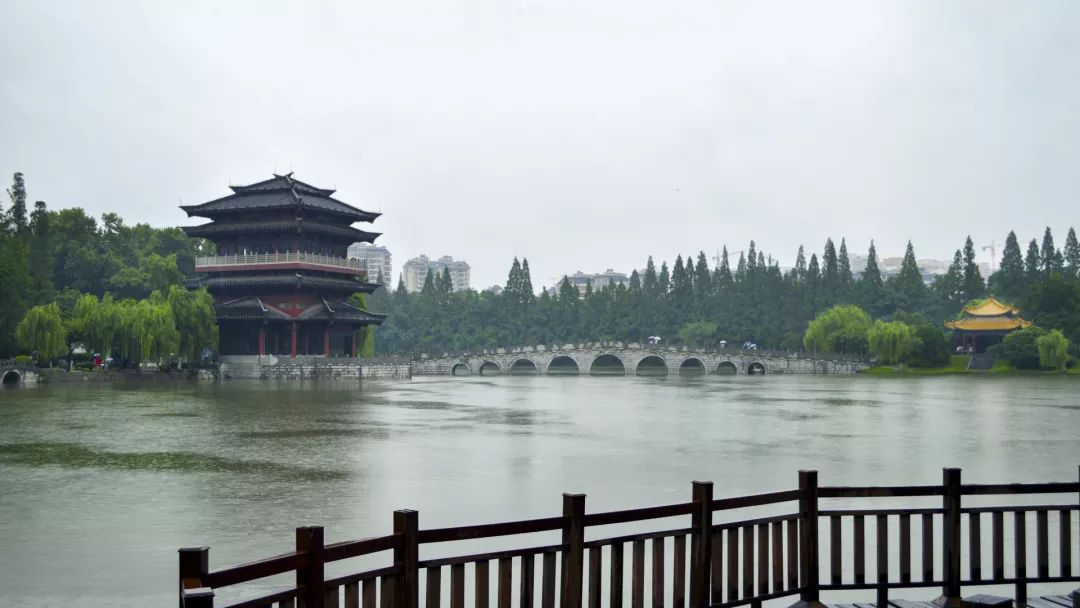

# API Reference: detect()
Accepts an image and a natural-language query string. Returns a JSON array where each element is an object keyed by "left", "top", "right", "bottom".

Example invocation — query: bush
[
  {"left": 907, "top": 323, "right": 951, "bottom": 367},
  {"left": 13, "top": 354, "right": 33, "bottom": 365},
  {"left": 998, "top": 327, "right": 1047, "bottom": 369}
]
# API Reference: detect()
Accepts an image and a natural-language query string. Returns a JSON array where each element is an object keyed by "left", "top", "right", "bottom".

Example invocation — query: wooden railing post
[
  {"left": 937, "top": 468, "right": 962, "bottom": 608},
  {"left": 796, "top": 470, "right": 822, "bottom": 608},
  {"left": 297, "top": 526, "right": 326, "bottom": 608},
  {"left": 690, "top": 481, "right": 714, "bottom": 608},
  {"left": 179, "top": 546, "right": 214, "bottom": 608},
  {"left": 394, "top": 510, "right": 419, "bottom": 608},
  {"left": 561, "top": 493, "right": 586, "bottom": 608}
]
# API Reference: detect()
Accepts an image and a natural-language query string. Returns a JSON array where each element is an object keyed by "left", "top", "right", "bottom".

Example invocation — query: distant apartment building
[
  {"left": 347, "top": 243, "right": 392, "bottom": 284},
  {"left": 402, "top": 255, "right": 471, "bottom": 292},
  {"left": 550, "top": 269, "right": 629, "bottom": 297}
]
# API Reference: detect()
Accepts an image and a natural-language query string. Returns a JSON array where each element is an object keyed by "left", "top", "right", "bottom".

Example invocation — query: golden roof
[
  {"left": 962, "top": 297, "right": 1021, "bottom": 317},
  {"left": 945, "top": 317, "right": 1032, "bottom": 331}
]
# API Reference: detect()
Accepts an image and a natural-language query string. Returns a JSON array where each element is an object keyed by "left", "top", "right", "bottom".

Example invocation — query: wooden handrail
[{"left": 179, "top": 467, "right": 1080, "bottom": 608}]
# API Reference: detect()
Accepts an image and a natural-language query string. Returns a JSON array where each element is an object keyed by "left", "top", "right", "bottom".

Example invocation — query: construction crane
[{"left": 982, "top": 239, "right": 1001, "bottom": 271}]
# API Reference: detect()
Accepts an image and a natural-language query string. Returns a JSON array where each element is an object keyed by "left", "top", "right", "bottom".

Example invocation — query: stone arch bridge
[
  {"left": 0, "top": 361, "right": 40, "bottom": 386},
  {"left": 412, "top": 343, "right": 868, "bottom": 377}
]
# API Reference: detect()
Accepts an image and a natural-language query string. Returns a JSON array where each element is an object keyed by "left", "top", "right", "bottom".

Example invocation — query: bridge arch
[
  {"left": 635, "top": 355, "right": 669, "bottom": 376},
  {"left": 479, "top": 361, "right": 501, "bottom": 376},
  {"left": 546, "top": 356, "right": 580, "bottom": 375},
  {"left": 747, "top": 361, "right": 767, "bottom": 375},
  {"left": 716, "top": 361, "right": 738, "bottom": 375},
  {"left": 450, "top": 363, "right": 472, "bottom": 376},
  {"left": 2, "top": 370, "right": 21, "bottom": 385},
  {"left": 678, "top": 357, "right": 706, "bottom": 375},
  {"left": 509, "top": 359, "right": 538, "bottom": 375},
  {"left": 589, "top": 354, "right": 626, "bottom": 376}
]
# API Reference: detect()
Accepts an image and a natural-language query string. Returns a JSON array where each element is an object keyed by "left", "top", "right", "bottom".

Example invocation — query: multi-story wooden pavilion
[
  {"left": 944, "top": 297, "right": 1031, "bottom": 353},
  {"left": 181, "top": 173, "right": 386, "bottom": 358}
]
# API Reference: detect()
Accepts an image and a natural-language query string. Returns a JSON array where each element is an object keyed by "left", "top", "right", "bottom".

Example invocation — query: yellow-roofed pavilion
[{"left": 944, "top": 297, "right": 1031, "bottom": 353}]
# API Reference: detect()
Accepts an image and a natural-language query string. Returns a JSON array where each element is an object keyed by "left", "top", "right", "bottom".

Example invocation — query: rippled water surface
[{"left": 1, "top": 375, "right": 1078, "bottom": 606}]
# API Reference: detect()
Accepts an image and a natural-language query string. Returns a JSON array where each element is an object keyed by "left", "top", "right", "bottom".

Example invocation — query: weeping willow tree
[
  {"left": 1036, "top": 329, "right": 1070, "bottom": 371},
  {"left": 166, "top": 285, "right": 218, "bottom": 362},
  {"left": 349, "top": 292, "right": 377, "bottom": 357},
  {"left": 867, "top": 320, "right": 916, "bottom": 364},
  {"left": 16, "top": 302, "right": 68, "bottom": 364},
  {"left": 133, "top": 292, "right": 181, "bottom": 364},
  {"left": 803, "top": 305, "right": 872, "bottom": 354},
  {"left": 69, "top": 293, "right": 124, "bottom": 358}
]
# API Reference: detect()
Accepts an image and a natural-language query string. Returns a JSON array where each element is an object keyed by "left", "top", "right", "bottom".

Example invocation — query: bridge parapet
[{"left": 411, "top": 346, "right": 869, "bottom": 377}]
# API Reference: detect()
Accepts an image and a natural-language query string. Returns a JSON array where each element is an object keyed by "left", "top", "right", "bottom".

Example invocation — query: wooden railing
[{"left": 179, "top": 468, "right": 1080, "bottom": 608}]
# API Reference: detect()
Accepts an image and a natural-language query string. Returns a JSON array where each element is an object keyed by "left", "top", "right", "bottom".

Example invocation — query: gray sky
[{"left": 2, "top": 1, "right": 1078, "bottom": 290}]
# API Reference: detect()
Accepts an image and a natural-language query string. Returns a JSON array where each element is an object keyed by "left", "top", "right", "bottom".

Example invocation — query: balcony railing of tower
[{"left": 195, "top": 252, "right": 366, "bottom": 272}]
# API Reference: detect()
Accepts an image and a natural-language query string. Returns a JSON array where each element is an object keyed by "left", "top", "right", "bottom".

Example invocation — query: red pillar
[
  {"left": 324, "top": 326, "right": 330, "bottom": 356},
  {"left": 972, "top": 334, "right": 977, "bottom": 353},
  {"left": 291, "top": 322, "right": 297, "bottom": 358},
  {"left": 258, "top": 326, "right": 266, "bottom": 356},
  {"left": 351, "top": 331, "right": 358, "bottom": 358}
]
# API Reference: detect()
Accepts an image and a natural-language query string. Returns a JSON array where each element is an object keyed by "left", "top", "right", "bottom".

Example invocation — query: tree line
[
  {"left": 1, "top": 173, "right": 217, "bottom": 364},
  {"left": 369, "top": 231, "right": 1080, "bottom": 358},
  {"left": 4, "top": 171, "right": 1079, "bottom": 365}
]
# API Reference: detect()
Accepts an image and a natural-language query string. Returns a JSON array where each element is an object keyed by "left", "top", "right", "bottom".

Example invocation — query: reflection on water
[{"left": 0, "top": 375, "right": 1078, "bottom": 606}]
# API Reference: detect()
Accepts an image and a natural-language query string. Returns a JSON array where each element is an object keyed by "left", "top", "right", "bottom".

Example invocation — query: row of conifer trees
[{"left": 367, "top": 228, "right": 1080, "bottom": 355}]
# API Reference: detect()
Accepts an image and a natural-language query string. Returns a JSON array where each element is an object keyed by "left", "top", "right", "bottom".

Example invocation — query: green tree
[
  {"left": 15, "top": 302, "right": 67, "bottom": 363},
  {"left": 933, "top": 250, "right": 964, "bottom": 304},
  {"left": 677, "top": 321, "right": 717, "bottom": 349},
  {"left": 803, "top": 305, "right": 872, "bottom": 354},
  {"left": 908, "top": 322, "right": 951, "bottom": 368},
  {"left": 867, "top": 319, "right": 916, "bottom": 364},
  {"left": 0, "top": 236, "right": 30, "bottom": 356},
  {"left": 1064, "top": 228, "right": 1080, "bottom": 277},
  {"left": 1036, "top": 329, "right": 1070, "bottom": 371},
  {"left": 888, "top": 241, "right": 927, "bottom": 313},
  {"left": 806, "top": 254, "right": 820, "bottom": 283},
  {"left": 997, "top": 327, "right": 1046, "bottom": 370},
  {"left": 822, "top": 238, "right": 839, "bottom": 290},
  {"left": 992, "top": 231, "right": 1025, "bottom": 297},
  {"left": 1024, "top": 239, "right": 1041, "bottom": 280},
  {"left": 961, "top": 236, "right": 984, "bottom": 302},
  {"left": 6, "top": 172, "right": 28, "bottom": 234},
  {"left": 1023, "top": 275, "right": 1080, "bottom": 345},
  {"left": 793, "top": 245, "right": 807, "bottom": 282},
  {"left": 837, "top": 238, "right": 852, "bottom": 291},
  {"left": 166, "top": 285, "right": 219, "bottom": 362},
  {"left": 716, "top": 247, "right": 733, "bottom": 287},
  {"left": 28, "top": 200, "right": 54, "bottom": 303},
  {"left": 1040, "top": 227, "right": 1062, "bottom": 275}
]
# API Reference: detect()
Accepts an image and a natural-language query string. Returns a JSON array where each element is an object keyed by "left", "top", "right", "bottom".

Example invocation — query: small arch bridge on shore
[
  {"left": 412, "top": 343, "right": 869, "bottom": 377},
  {"left": 0, "top": 360, "right": 40, "bottom": 386}
]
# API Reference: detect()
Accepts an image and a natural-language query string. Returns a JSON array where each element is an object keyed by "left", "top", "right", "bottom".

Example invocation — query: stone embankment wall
[{"left": 218, "top": 355, "right": 411, "bottom": 381}]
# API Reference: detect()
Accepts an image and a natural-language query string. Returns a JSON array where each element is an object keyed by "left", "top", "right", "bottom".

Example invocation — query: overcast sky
[{"left": 2, "top": 1, "right": 1077, "bottom": 290}]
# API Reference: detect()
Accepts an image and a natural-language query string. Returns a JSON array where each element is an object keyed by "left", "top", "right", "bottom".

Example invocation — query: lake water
[{"left": 1, "top": 375, "right": 1078, "bottom": 607}]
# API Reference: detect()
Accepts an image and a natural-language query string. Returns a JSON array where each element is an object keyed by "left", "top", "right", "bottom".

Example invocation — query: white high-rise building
[
  {"left": 347, "top": 243, "right": 392, "bottom": 284},
  {"left": 402, "top": 255, "right": 471, "bottom": 292}
]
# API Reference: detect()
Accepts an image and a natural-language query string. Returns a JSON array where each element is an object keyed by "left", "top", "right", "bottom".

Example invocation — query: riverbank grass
[{"left": 865, "top": 355, "right": 1078, "bottom": 375}]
